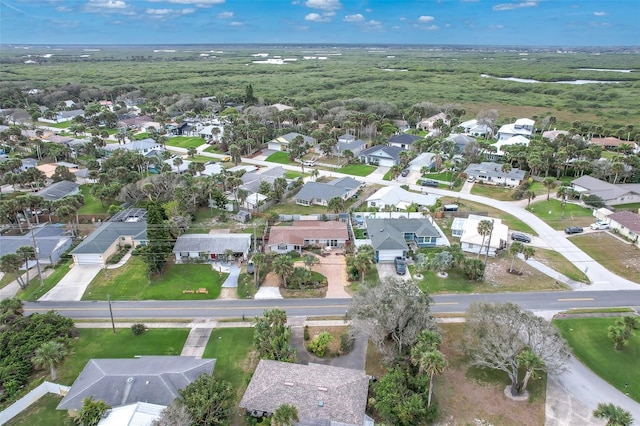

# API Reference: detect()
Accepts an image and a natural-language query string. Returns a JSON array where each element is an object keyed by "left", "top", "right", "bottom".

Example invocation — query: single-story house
[
  {"left": 607, "top": 210, "right": 640, "bottom": 246},
  {"left": 542, "top": 129, "right": 570, "bottom": 141},
  {"left": 57, "top": 356, "right": 215, "bottom": 415},
  {"left": 37, "top": 180, "right": 80, "bottom": 201},
  {"left": 167, "top": 122, "right": 198, "bottom": 136},
  {"left": 39, "top": 109, "right": 85, "bottom": 123},
  {"left": 464, "top": 162, "right": 526, "bottom": 187},
  {"left": 458, "top": 119, "right": 492, "bottom": 138},
  {"left": 295, "top": 177, "right": 362, "bottom": 206},
  {"left": 36, "top": 162, "right": 80, "bottom": 179},
  {"left": 103, "top": 139, "right": 164, "bottom": 156},
  {"left": 408, "top": 152, "right": 437, "bottom": 172},
  {"left": 199, "top": 125, "right": 224, "bottom": 141},
  {"left": 358, "top": 145, "right": 404, "bottom": 167},
  {"left": 335, "top": 136, "right": 367, "bottom": 157},
  {"left": 570, "top": 176, "right": 640, "bottom": 206},
  {"left": 240, "top": 360, "right": 372, "bottom": 426},
  {"left": 267, "top": 221, "right": 349, "bottom": 254},
  {"left": 496, "top": 118, "right": 535, "bottom": 141},
  {"left": 366, "top": 186, "right": 439, "bottom": 211},
  {"left": 590, "top": 137, "right": 640, "bottom": 154},
  {"left": 451, "top": 214, "right": 508, "bottom": 257},
  {"left": 267, "top": 132, "right": 316, "bottom": 152},
  {"left": 20, "top": 158, "right": 38, "bottom": 171},
  {"left": 365, "top": 217, "right": 443, "bottom": 262},
  {"left": 110, "top": 208, "right": 148, "bottom": 223},
  {"left": 0, "top": 224, "right": 72, "bottom": 268},
  {"left": 70, "top": 221, "right": 147, "bottom": 265},
  {"left": 388, "top": 134, "right": 422, "bottom": 150},
  {"left": 117, "top": 115, "right": 154, "bottom": 130},
  {"left": 173, "top": 233, "right": 251, "bottom": 262},
  {"left": 446, "top": 133, "right": 477, "bottom": 154}
]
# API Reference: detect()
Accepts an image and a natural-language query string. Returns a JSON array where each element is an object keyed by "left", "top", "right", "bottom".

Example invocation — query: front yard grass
[
  {"left": 166, "top": 136, "right": 206, "bottom": 149},
  {"left": 528, "top": 199, "right": 593, "bottom": 230},
  {"left": 17, "top": 259, "right": 73, "bottom": 301},
  {"left": 82, "top": 256, "right": 225, "bottom": 300},
  {"left": 284, "top": 170, "right": 308, "bottom": 179},
  {"left": 339, "top": 164, "right": 376, "bottom": 176},
  {"left": 569, "top": 233, "right": 640, "bottom": 283},
  {"left": 470, "top": 184, "right": 515, "bottom": 201},
  {"left": 438, "top": 197, "right": 536, "bottom": 235},
  {"left": 554, "top": 317, "right": 640, "bottom": 402},
  {"left": 203, "top": 145, "right": 224, "bottom": 154},
  {"left": 77, "top": 184, "right": 109, "bottom": 215},
  {"left": 266, "top": 151, "right": 292, "bottom": 164},
  {"left": 533, "top": 248, "right": 589, "bottom": 283}
]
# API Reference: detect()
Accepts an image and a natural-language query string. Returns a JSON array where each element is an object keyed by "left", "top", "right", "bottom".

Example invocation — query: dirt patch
[
  {"left": 572, "top": 232, "right": 640, "bottom": 283},
  {"left": 483, "top": 255, "right": 565, "bottom": 291},
  {"left": 304, "top": 326, "right": 347, "bottom": 356},
  {"left": 280, "top": 287, "right": 327, "bottom": 298},
  {"left": 218, "top": 288, "right": 237, "bottom": 299},
  {"left": 262, "top": 271, "right": 280, "bottom": 287}
]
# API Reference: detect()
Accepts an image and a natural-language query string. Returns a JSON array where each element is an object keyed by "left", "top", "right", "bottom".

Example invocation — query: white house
[
  {"left": 417, "top": 112, "right": 449, "bottom": 132},
  {"left": 464, "top": 162, "right": 526, "bottom": 187},
  {"left": 408, "top": 152, "right": 437, "bottom": 172},
  {"left": 173, "top": 233, "right": 251, "bottom": 262},
  {"left": 486, "top": 135, "right": 530, "bottom": 161},
  {"left": 267, "top": 132, "right": 316, "bottom": 152},
  {"left": 267, "top": 221, "right": 348, "bottom": 254},
  {"left": 496, "top": 118, "right": 535, "bottom": 141},
  {"left": 366, "top": 186, "right": 439, "bottom": 211},
  {"left": 103, "top": 139, "right": 164, "bottom": 156},
  {"left": 458, "top": 119, "right": 492, "bottom": 138},
  {"left": 452, "top": 215, "right": 508, "bottom": 257}
]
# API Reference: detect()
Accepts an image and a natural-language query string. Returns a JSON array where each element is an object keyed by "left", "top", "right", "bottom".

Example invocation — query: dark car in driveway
[
  {"left": 564, "top": 226, "right": 584, "bottom": 234},
  {"left": 511, "top": 232, "right": 531, "bottom": 243},
  {"left": 394, "top": 257, "right": 406, "bottom": 275},
  {"left": 401, "top": 169, "right": 410, "bottom": 177}
]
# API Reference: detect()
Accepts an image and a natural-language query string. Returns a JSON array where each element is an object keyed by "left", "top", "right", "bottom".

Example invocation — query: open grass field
[
  {"left": 77, "top": 184, "right": 109, "bottom": 215},
  {"left": 528, "top": 199, "right": 594, "bottom": 230},
  {"left": 569, "top": 233, "right": 640, "bottom": 283},
  {"left": 338, "top": 163, "right": 376, "bottom": 176},
  {"left": 36, "top": 121, "right": 70, "bottom": 129},
  {"left": 284, "top": 170, "right": 307, "bottom": 179},
  {"left": 554, "top": 317, "right": 640, "bottom": 402},
  {"left": 265, "top": 151, "right": 291, "bottom": 164},
  {"left": 166, "top": 136, "right": 206, "bottom": 149},
  {"left": 82, "top": 256, "right": 225, "bottom": 300}
]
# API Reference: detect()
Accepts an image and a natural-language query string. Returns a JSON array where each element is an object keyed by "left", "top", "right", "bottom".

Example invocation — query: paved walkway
[
  {"left": 180, "top": 319, "right": 216, "bottom": 358},
  {"left": 221, "top": 264, "right": 240, "bottom": 288}
]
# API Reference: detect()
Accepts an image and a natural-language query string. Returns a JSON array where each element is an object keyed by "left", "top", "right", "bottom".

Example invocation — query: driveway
[
  {"left": 376, "top": 262, "right": 412, "bottom": 281},
  {"left": 307, "top": 252, "right": 351, "bottom": 299},
  {"left": 221, "top": 263, "right": 240, "bottom": 288},
  {"left": 396, "top": 170, "right": 421, "bottom": 185},
  {"left": 368, "top": 166, "right": 390, "bottom": 180},
  {"left": 39, "top": 264, "right": 102, "bottom": 301}
]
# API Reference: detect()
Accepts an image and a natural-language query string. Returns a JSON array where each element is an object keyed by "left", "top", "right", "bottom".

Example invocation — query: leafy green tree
[
  {"left": 270, "top": 403, "right": 299, "bottom": 426},
  {"left": 593, "top": 403, "right": 633, "bottom": 426},
  {"left": 151, "top": 400, "right": 192, "bottom": 426},
  {"left": 75, "top": 396, "right": 110, "bottom": 426},
  {"left": 0, "top": 253, "right": 27, "bottom": 289},
  {"left": 463, "top": 257, "right": 485, "bottom": 281},
  {"left": 410, "top": 330, "right": 446, "bottom": 409},
  {"left": 179, "top": 373, "right": 234, "bottom": 426},
  {"left": 430, "top": 251, "right": 453, "bottom": 276},
  {"left": 371, "top": 366, "right": 431, "bottom": 426},
  {"left": 32, "top": 340, "right": 68, "bottom": 381},
  {"left": 253, "top": 309, "right": 296, "bottom": 362},
  {"left": 302, "top": 254, "right": 318, "bottom": 271},
  {"left": 327, "top": 196, "right": 344, "bottom": 214},
  {"left": 143, "top": 201, "right": 172, "bottom": 275},
  {"left": 308, "top": 331, "right": 333, "bottom": 357}
]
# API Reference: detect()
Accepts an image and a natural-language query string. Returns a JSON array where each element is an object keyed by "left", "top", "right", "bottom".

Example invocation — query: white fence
[
  {"left": 0, "top": 381, "right": 70, "bottom": 425},
  {"left": 353, "top": 211, "right": 430, "bottom": 220}
]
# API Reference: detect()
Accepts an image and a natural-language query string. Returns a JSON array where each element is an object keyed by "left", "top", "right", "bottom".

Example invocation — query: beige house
[{"left": 70, "top": 222, "right": 147, "bottom": 265}]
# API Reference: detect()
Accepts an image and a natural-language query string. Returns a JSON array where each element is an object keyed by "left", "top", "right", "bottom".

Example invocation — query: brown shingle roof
[
  {"left": 268, "top": 221, "right": 348, "bottom": 246},
  {"left": 609, "top": 210, "right": 640, "bottom": 233}
]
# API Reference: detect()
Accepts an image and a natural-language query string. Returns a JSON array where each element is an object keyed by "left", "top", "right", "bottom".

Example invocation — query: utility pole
[
  {"left": 30, "top": 226, "right": 44, "bottom": 287},
  {"left": 107, "top": 294, "right": 116, "bottom": 334}
]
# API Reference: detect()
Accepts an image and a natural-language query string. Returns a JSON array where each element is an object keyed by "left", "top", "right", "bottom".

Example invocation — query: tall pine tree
[{"left": 143, "top": 201, "right": 171, "bottom": 276}]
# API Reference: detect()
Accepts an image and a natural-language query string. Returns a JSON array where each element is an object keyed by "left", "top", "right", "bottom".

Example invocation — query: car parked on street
[
  {"left": 394, "top": 257, "right": 406, "bottom": 275},
  {"left": 421, "top": 179, "right": 439, "bottom": 187},
  {"left": 401, "top": 169, "right": 410, "bottom": 177},
  {"left": 511, "top": 232, "right": 532, "bottom": 243},
  {"left": 564, "top": 226, "right": 584, "bottom": 234},
  {"left": 590, "top": 222, "right": 609, "bottom": 230}
]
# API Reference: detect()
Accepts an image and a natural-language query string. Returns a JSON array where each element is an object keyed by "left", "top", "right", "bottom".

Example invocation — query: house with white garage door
[
  {"left": 365, "top": 217, "right": 444, "bottom": 262},
  {"left": 358, "top": 145, "right": 404, "bottom": 167},
  {"left": 70, "top": 222, "right": 147, "bottom": 265}
]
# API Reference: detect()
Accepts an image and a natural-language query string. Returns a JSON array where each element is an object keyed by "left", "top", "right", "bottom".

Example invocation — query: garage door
[
  {"left": 73, "top": 253, "right": 102, "bottom": 265},
  {"left": 377, "top": 249, "right": 405, "bottom": 263},
  {"left": 379, "top": 159, "right": 396, "bottom": 168}
]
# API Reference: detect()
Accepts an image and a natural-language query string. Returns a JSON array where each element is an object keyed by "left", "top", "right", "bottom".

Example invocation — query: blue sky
[{"left": 1, "top": 0, "right": 637, "bottom": 46}]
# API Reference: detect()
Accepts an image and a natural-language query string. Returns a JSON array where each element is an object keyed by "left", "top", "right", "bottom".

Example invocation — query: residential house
[
  {"left": 451, "top": 214, "right": 508, "bottom": 257},
  {"left": 267, "top": 221, "right": 349, "bottom": 254},
  {"left": 20, "top": 158, "right": 38, "bottom": 171},
  {"left": 173, "top": 233, "right": 252, "bottom": 262},
  {"left": 240, "top": 360, "right": 372, "bottom": 426},
  {"left": 388, "top": 134, "right": 422, "bottom": 150},
  {"left": 458, "top": 119, "right": 492, "bottom": 138},
  {"left": 39, "top": 109, "right": 85, "bottom": 124},
  {"left": 163, "top": 158, "right": 192, "bottom": 174},
  {"left": 408, "top": 152, "right": 437, "bottom": 172},
  {"left": 103, "top": 139, "right": 164, "bottom": 157},
  {"left": 57, "top": 356, "right": 215, "bottom": 415},
  {"left": 110, "top": 208, "right": 148, "bottom": 223},
  {"left": 486, "top": 135, "right": 530, "bottom": 161},
  {"left": 140, "top": 121, "right": 162, "bottom": 133},
  {"left": 295, "top": 177, "right": 362, "bottom": 206},
  {"left": 70, "top": 221, "right": 147, "bottom": 265},
  {"left": 607, "top": 210, "right": 640, "bottom": 246},
  {"left": 37, "top": 180, "right": 80, "bottom": 202},
  {"left": 571, "top": 175, "right": 640, "bottom": 206},
  {"left": 446, "top": 133, "right": 477, "bottom": 154},
  {"left": 238, "top": 166, "right": 288, "bottom": 208},
  {"left": 97, "top": 402, "right": 164, "bottom": 426},
  {"left": 167, "top": 122, "right": 199, "bottom": 136},
  {"left": 542, "top": 129, "right": 570, "bottom": 141},
  {"left": 496, "top": 118, "right": 535, "bottom": 141},
  {"left": 464, "top": 162, "right": 526, "bottom": 187},
  {"left": 365, "top": 217, "right": 443, "bottom": 262},
  {"left": 117, "top": 115, "right": 154, "bottom": 130},
  {"left": 590, "top": 137, "right": 640, "bottom": 154},
  {"left": 199, "top": 125, "right": 224, "bottom": 141},
  {"left": 417, "top": 112, "right": 449, "bottom": 132},
  {"left": 36, "top": 161, "right": 79, "bottom": 179},
  {"left": 267, "top": 132, "right": 316, "bottom": 152},
  {"left": 335, "top": 134, "right": 367, "bottom": 157},
  {"left": 366, "top": 186, "right": 439, "bottom": 211},
  {"left": 0, "top": 224, "right": 72, "bottom": 268},
  {"left": 358, "top": 145, "right": 404, "bottom": 167}
]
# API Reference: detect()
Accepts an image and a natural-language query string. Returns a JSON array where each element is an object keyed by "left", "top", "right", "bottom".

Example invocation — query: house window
[
  {"left": 330, "top": 239, "right": 338, "bottom": 247},
  {"left": 180, "top": 252, "right": 189, "bottom": 257},
  {"left": 277, "top": 244, "right": 288, "bottom": 251}
]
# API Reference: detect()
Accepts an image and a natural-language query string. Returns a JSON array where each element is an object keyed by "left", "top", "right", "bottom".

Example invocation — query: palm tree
[
  {"left": 75, "top": 396, "right": 111, "bottom": 426},
  {"left": 173, "top": 157, "right": 183, "bottom": 173},
  {"left": 524, "top": 190, "right": 536, "bottom": 208},
  {"left": 616, "top": 316, "right": 639, "bottom": 335},
  {"left": 430, "top": 251, "right": 453, "bottom": 276},
  {"left": 410, "top": 347, "right": 446, "bottom": 408},
  {"left": 272, "top": 255, "right": 294, "bottom": 288},
  {"left": 252, "top": 253, "right": 267, "bottom": 287},
  {"left": 593, "top": 403, "right": 633, "bottom": 426},
  {"left": 509, "top": 241, "right": 523, "bottom": 273},
  {"left": 303, "top": 254, "right": 318, "bottom": 271},
  {"left": 519, "top": 246, "right": 535, "bottom": 274},
  {"left": 32, "top": 340, "right": 67, "bottom": 380},
  {"left": 327, "top": 196, "right": 345, "bottom": 214},
  {"left": 16, "top": 246, "right": 36, "bottom": 285},
  {"left": 229, "top": 143, "right": 241, "bottom": 165},
  {"left": 354, "top": 250, "right": 374, "bottom": 284},
  {"left": 476, "top": 220, "right": 492, "bottom": 259},
  {"left": 542, "top": 177, "right": 557, "bottom": 201},
  {"left": 187, "top": 146, "right": 197, "bottom": 158},
  {"left": 611, "top": 162, "right": 625, "bottom": 184},
  {"left": 270, "top": 403, "right": 299, "bottom": 426},
  {"left": 310, "top": 169, "right": 320, "bottom": 181},
  {"left": 517, "top": 349, "right": 544, "bottom": 394}
]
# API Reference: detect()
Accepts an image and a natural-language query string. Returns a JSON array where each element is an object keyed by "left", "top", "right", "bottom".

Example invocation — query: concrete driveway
[
  {"left": 39, "top": 264, "right": 102, "bottom": 301},
  {"left": 396, "top": 170, "right": 421, "bottom": 185},
  {"left": 376, "top": 262, "right": 412, "bottom": 281},
  {"left": 368, "top": 166, "right": 390, "bottom": 180}
]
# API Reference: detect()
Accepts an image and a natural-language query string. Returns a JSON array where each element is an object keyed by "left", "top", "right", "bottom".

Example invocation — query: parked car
[
  {"left": 401, "top": 169, "right": 410, "bottom": 177},
  {"left": 590, "top": 222, "right": 609, "bottom": 230},
  {"left": 246, "top": 260, "right": 254, "bottom": 274},
  {"left": 467, "top": 176, "right": 476, "bottom": 182},
  {"left": 564, "top": 226, "right": 584, "bottom": 234},
  {"left": 511, "top": 232, "right": 531, "bottom": 243},
  {"left": 421, "top": 179, "right": 439, "bottom": 187},
  {"left": 303, "top": 160, "right": 316, "bottom": 166},
  {"left": 221, "top": 156, "right": 231, "bottom": 162},
  {"left": 394, "top": 257, "right": 406, "bottom": 275}
]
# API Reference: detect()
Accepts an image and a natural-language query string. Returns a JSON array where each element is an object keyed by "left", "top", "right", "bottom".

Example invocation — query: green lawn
[
  {"left": 528, "top": 199, "right": 593, "bottom": 230},
  {"left": 554, "top": 318, "right": 640, "bottom": 402},
  {"left": 202, "top": 328, "right": 255, "bottom": 398},
  {"left": 613, "top": 202, "right": 640, "bottom": 210},
  {"left": 6, "top": 393, "right": 73, "bottom": 426},
  {"left": 166, "top": 136, "right": 206, "bottom": 149},
  {"left": 266, "top": 151, "right": 292, "bottom": 164},
  {"left": 285, "top": 171, "right": 308, "bottom": 179},
  {"left": 534, "top": 248, "right": 589, "bottom": 283},
  {"left": 470, "top": 184, "right": 515, "bottom": 201},
  {"left": 423, "top": 171, "right": 454, "bottom": 182},
  {"left": 77, "top": 184, "right": 109, "bottom": 215},
  {"left": 437, "top": 197, "right": 536, "bottom": 235},
  {"left": 57, "top": 328, "right": 190, "bottom": 385},
  {"left": 17, "top": 260, "right": 73, "bottom": 301},
  {"left": 189, "top": 154, "right": 215, "bottom": 163},
  {"left": 203, "top": 145, "right": 223, "bottom": 154},
  {"left": 412, "top": 266, "right": 478, "bottom": 294},
  {"left": 0, "top": 272, "right": 17, "bottom": 289},
  {"left": 82, "top": 257, "right": 226, "bottom": 300},
  {"left": 354, "top": 228, "right": 367, "bottom": 239},
  {"left": 382, "top": 170, "right": 393, "bottom": 181},
  {"left": 37, "top": 121, "right": 70, "bottom": 129},
  {"left": 133, "top": 132, "right": 150, "bottom": 140},
  {"left": 339, "top": 164, "right": 376, "bottom": 177}
]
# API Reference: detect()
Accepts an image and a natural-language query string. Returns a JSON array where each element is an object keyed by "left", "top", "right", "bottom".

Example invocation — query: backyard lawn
[
  {"left": 6, "top": 394, "right": 72, "bottom": 426},
  {"left": 37, "top": 121, "right": 70, "bottom": 129},
  {"left": 266, "top": 151, "right": 291, "bottom": 164},
  {"left": 338, "top": 164, "right": 376, "bottom": 177},
  {"left": 166, "top": 136, "right": 206, "bottom": 149},
  {"left": 82, "top": 257, "right": 226, "bottom": 300},
  {"left": 554, "top": 317, "right": 640, "bottom": 402},
  {"left": 528, "top": 199, "right": 594, "bottom": 230},
  {"left": 77, "top": 184, "right": 109, "bottom": 215}
]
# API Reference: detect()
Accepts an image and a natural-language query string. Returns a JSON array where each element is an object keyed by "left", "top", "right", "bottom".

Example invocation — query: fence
[{"left": 0, "top": 381, "right": 70, "bottom": 425}]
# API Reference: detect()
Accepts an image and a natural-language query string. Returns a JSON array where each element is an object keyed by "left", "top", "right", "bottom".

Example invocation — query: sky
[{"left": 0, "top": 0, "right": 638, "bottom": 46}]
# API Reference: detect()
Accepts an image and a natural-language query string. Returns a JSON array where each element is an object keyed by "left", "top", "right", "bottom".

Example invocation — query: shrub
[
  {"left": 131, "top": 323, "right": 147, "bottom": 336},
  {"left": 304, "top": 325, "right": 310, "bottom": 341},
  {"left": 308, "top": 332, "right": 333, "bottom": 357},
  {"left": 340, "top": 328, "right": 355, "bottom": 354}
]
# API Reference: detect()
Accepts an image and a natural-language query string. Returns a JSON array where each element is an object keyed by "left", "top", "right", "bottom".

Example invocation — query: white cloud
[
  {"left": 414, "top": 24, "right": 439, "bottom": 31},
  {"left": 343, "top": 13, "right": 364, "bottom": 22},
  {"left": 147, "top": 8, "right": 172, "bottom": 15},
  {"left": 84, "top": 0, "right": 134, "bottom": 14},
  {"left": 229, "top": 21, "right": 243, "bottom": 26},
  {"left": 217, "top": 11, "right": 233, "bottom": 18},
  {"left": 304, "top": 0, "right": 341, "bottom": 11},
  {"left": 149, "top": 0, "right": 225, "bottom": 4},
  {"left": 363, "top": 19, "right": 383, "bottom": 31},
  {"left": 493, "top": 1, "right": 537, "bottom": 11},
  {"left": 323, "top": 11, "right": 335, "bottom": 17},
  {"left": 56, "top": 6, "right": 72, "bottom": 11},
  {"left": 418, "top": 15, "right": 434, "bottom": 23},
  {"left": 181, "top": 8, "right": 194, "bottom": 14},
  {"left": 593, "top": 11, "right": 606, "bottom": 16},
  {"left": 305, "top": 12, "right": 330, "bottom": 22}
]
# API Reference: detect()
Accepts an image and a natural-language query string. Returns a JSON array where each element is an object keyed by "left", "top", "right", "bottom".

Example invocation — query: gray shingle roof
[
  {"left": 365, "top": 218, "right": 439, "bottom": 251},
  {"left": 57, "top": 356, "right": 215, "bottom": 410},
  {"left": 296, "top": 182, "right": 348, "bottom": 203},
  {"left": 0, "top": 224, "right": 70, "bottom": 264},
  {"left": 37, "top": 180, "right": 80, "bottom": 201},
  {"left": 571, "top": 175, "right": 634, "bottom": 201},
  {"left": 239, "top": 360, "right": 369, "bottom": 426},
  {"left": 71, "top": 222, "right": 147, "bottom": 255},
  {"left": 388, "top": 134, "right": 422, "bottom": 145},
  {"left": 464, "top": 162, "right": 526, "bottom": 181},
  {"left": 173, "top": 233, "right": 251, "bottom": 254},
  {"left": 358, "top": 145, "right": 404, "bottom": 161}
]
